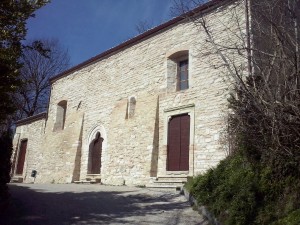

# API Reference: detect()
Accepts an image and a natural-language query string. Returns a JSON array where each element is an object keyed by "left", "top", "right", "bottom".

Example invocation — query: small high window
[
  {"left": 53, "top": 100, "right": 67, "bottom": 131},
  {"left": 125, "top": 96, "right": 136, "bottom": 119},
  {"left": 178, "top": 60, "right": 189, "bottom": 90}
]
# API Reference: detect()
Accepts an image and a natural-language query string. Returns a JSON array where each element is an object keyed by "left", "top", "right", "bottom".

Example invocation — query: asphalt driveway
[{"left": 1, "top": 184, "right": 207, "bottom": 225}]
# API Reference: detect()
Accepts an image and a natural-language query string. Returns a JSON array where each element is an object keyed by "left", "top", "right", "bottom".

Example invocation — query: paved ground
[{"left": 1, "top": 183, "right": 207, "bottom": 225}]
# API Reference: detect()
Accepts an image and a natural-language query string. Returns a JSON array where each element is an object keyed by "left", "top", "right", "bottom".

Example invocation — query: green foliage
[
  {"left": 0, "top": 0, "right": 48, "bottom": 201},
  {"left": 271, "top": 209, "right": 300, "bottom": 225},
  {"left": 0, "top": 0, "right": 48, "bottom": 124},
  {"left": 183, "top": 1, "right": 300, "bottom": 225},
  {"left": 187, "top": 152, "right": 300, "bottom": 225}
]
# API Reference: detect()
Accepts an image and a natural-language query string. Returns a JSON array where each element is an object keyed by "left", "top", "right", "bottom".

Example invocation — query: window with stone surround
[
  {"left": 53, "top": 100, "right": 67, "bottom": 131},
  {"left": 166, "top": 50, "right": 189, "bottom": 92}
]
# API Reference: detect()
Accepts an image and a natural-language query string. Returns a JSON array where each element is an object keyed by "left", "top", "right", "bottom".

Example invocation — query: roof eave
[
  {"left": 15, "top": 112, "right": 47, "bottom": 126},
  {"left": 49, "top": 0, "right": 228, "bottom": 84}
]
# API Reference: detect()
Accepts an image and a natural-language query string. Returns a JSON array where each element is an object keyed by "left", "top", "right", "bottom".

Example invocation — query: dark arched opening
[{"left": 88, "top": 132, "right": 103, "bottom": 174}]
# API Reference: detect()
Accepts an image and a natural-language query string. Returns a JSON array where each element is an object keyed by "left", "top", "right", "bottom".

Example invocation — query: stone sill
[{"left": 166, "top": 171, "right": 189, "bottom": 175}]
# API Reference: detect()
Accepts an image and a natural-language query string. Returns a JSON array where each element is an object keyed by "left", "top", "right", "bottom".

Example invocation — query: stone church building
[{"left": 11, "top": 0, "right": 253, "bottom": 186}]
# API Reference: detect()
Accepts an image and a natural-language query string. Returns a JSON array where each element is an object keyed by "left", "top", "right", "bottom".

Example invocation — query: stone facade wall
[
  {"left": 12, "top": 118, "right": 46, "bottom": 183},
  {"left": 12, "top": 1, "right": 247, "bottom": 185},
  {"left": 41, "top": 111, "right": 84, "bottom": 183}
]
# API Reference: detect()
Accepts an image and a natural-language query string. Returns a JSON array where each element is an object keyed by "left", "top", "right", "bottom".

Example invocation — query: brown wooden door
[
  {"left": 16, "top": 139, "right": 27, "bottom": 175},
  {"left": 167, "top": 114, "right": 190, "bottom": 171},
  {"left": 91, "top": 137, "right": 102, "bottom": 174}
]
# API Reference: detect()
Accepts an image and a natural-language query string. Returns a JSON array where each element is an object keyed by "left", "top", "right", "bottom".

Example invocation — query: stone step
[
  {"left": 157, "top": 175, "right": 188, "bottom": 179},
  {"left": 86, "top": 174, "right": 101, "bottom": 179},
  {"left": 152, "top": 181, "right": 185, "bottom": 186},
  {"left": 156, "top": 176, "right": 188, "bottom": 183},
  {"left": 86, "top": 174, "right": 101, "bottom": 183},
  {"left": 155, "top": 179, "right": 187, "bottom": 183},
  {"left": 10, "top": 176, "right": 23, "bottom": 183},
  {"left": 154, "top": 180, "right": 186, "bottom": 184},
  {"left": 86, "top": 174, "right": 101, "bottom": 177},
  {"left": 74, "top": 174, "right": 101, "bottom": 184},
  {"left": 74, "top": 180, "right": 91, "bottom": 184},
  {"left": 73, "top": 180, "right": 101, "bottom": 184},
  {"left": 149, "top": 176, "right": 188, "bottom": 191},
  {"left": 146, "top": 184, "right": 183, "bottom": 192}
]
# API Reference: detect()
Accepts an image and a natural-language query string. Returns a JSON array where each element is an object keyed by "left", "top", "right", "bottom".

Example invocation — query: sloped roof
[
  {"left": 50, "top": 0, "right": 228, "bottom": 83},
  {"left": 15, "top": 112, "right": 47, "bottom": 126}
]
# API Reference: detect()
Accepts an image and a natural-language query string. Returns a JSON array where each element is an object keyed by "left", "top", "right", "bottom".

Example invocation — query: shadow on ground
[{"left": 0, "top": 184, "right": 203, "bottom": 225}]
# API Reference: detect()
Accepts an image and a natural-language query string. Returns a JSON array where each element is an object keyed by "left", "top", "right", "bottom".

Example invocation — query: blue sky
[{"left": 26, "top": 0, "right": 174, "bottom": 66}]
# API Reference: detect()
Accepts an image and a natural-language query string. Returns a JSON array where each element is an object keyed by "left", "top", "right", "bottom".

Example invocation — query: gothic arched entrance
[{"left": 88, "top": 132, "right": 103, "bottom": 174}]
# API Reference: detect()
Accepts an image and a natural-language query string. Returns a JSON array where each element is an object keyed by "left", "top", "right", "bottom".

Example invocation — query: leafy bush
[{"left": 186, "top": 152, "right": 300, "bottom": 225}]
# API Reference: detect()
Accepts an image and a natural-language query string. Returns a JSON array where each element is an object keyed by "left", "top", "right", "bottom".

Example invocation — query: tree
[
  {"left": 135, "top": 20, "right": 154, "bottom": 34},
  {"left": 172, "top": 0, "right": 300, "bottom": 173},
  {"left": 0, "top": 0, "right": 48, "bottom": 127},
  {"left": 14, "top": 39, "right": 70, "bottom": 119},
  {"left": 170, "top": 0, "right": 206, "bottom": 16},
  {"left": 0, "top": 0, "right": 48, "bottom": 206},
  {"left": 172, "top": 0, "right": 300, "bottom": 223}
]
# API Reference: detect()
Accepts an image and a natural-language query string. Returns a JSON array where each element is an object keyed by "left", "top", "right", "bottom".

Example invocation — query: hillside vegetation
[
  {"left": 187, "top": 70, "right": 300, "bottom": 224},
  {"left": 187, "top": 150, "right": 300, "bottom": 225},
  {"left": 185, "top": 1, "right": 300, "bottom": 224}
]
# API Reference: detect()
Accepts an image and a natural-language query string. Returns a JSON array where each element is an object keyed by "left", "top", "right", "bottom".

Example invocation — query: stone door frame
[
  {"left": 162, "top": 104, "right": 195, "bottom": 176},
  {"left": 83, "top": 125, "right": 107, "bottom": 176}
]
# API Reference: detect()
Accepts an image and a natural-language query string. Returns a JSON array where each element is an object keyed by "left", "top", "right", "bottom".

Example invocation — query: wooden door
[
  {"left": 90, "top": 134, "right": 103, "bottom": 174},
  {"left": 16, "top": 139, "right": 27, "bottom": 175},
  {"left": 167, "top": 114, "right": 190, "bottom": 171}
]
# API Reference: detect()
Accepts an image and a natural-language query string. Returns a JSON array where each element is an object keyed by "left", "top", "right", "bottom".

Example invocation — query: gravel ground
[{"left": 1, "top": 183, "right": 208, "bottom": 225}]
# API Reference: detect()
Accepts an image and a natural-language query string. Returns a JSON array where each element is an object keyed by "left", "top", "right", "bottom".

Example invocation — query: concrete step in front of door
[
  {"left": 146, "top": 176, "right": 188, "bottom": 191},
  {"left": 10, "top": 176, "right": 24, "bottom": 183},
  {"left": 74, "top": 174, "right": 101, "bottom": 184},
  {"left": 146, "top": 185, "right": 183, "bottom": 192},
  {"left": 155, "top": 176, "right": 188, "bottom": 183}
]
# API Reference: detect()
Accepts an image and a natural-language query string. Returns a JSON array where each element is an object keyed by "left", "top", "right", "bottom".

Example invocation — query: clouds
[{"left": 26, "top": 0, "right": 173, "bottom": 66}]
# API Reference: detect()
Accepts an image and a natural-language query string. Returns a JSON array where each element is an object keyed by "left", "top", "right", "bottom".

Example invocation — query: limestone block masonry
[
  {"left": 12, "top": 0, "right": 248, "bottom": 185},
  {"left": 12, "top": 113, "right": 46, "bottom": 183}
]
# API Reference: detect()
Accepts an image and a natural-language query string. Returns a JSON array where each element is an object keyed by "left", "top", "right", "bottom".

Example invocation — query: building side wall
[
  {"left": 12, "top": 119, "right": 46, "bottom": 183},
  {"left": 40, "top": 112, "right": 83, "bottom": 183},
  {"left": 15, "top": 1, "right": 247, "bottom": 185},
  {"left": 157, "top": 0, "right": 247, "bottom": 177}
]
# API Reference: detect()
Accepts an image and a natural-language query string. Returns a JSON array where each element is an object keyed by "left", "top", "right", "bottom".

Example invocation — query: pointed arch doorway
[{"left": 88, "top": 132, "right": 103, "bottom": 174}]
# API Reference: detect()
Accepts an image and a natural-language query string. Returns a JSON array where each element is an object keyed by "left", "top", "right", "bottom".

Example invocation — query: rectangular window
[{"left": 178, "top": 60, "right": 189, "bottom": 90}]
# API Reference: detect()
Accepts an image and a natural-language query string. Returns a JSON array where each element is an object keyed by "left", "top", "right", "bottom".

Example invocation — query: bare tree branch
[
  {"left": 172, "top": 0, "right": 300, "bottom": 175},
  {"left": 14, "top": 38, "right": 70, "bottom": 119}
]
